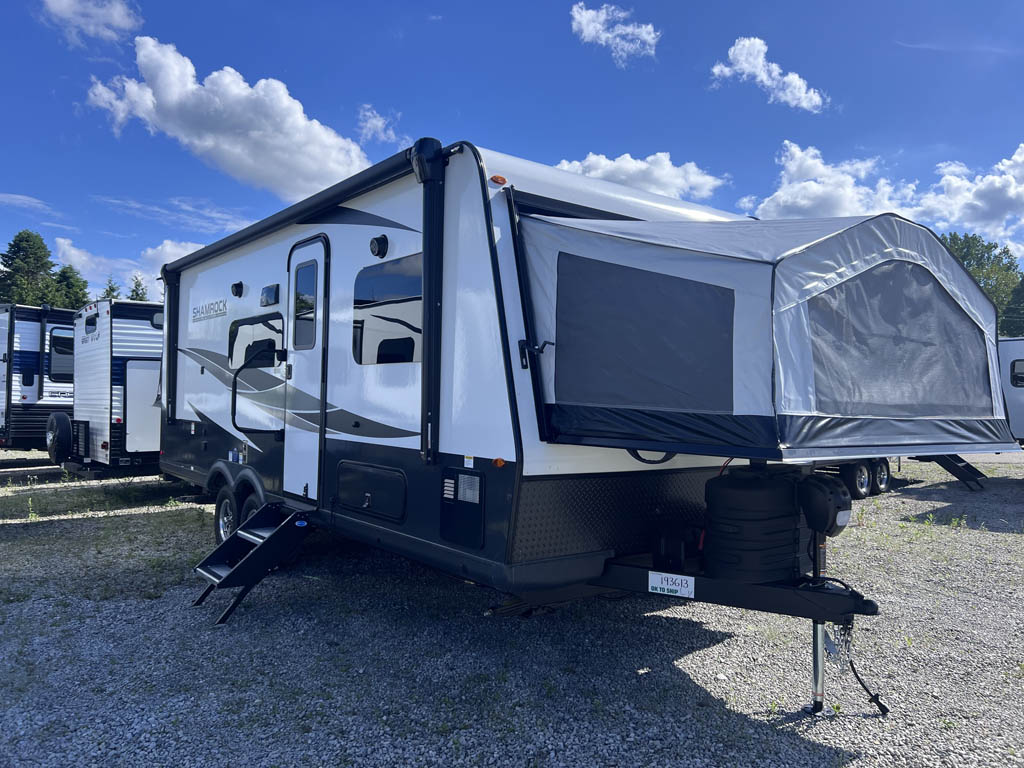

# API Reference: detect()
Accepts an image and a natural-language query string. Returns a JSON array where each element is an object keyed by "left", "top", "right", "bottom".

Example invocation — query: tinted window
[
  {"left": 229, "top": 315, "right": 284, "bottom": 369},
  {"left": 151, "top": 312, "right": 164, "bottom": 330},
  {"left": 352, "top": 253, "right": 422, "bottom": 365},
  {"left": 84, "top": 314, "right": 98, "bottom": 334},
  {"left": 293, "top": 261, "right": 317, "bottom": 350},
  {"left": 49, "top": 328, "right": 74, "bottom": 383},
  {"left": 1012, "top": 360, "right": 1024, "bottom": 388}
]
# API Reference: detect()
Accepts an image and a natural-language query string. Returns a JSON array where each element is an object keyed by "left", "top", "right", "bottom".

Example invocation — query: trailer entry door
[{"left": 284, "top": 238, "right": 327, "bottom": 500}]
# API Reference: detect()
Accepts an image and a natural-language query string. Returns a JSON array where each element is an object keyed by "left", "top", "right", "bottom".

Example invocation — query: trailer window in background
[
  {"left": 292, "top": 261, "right": 317, "bottom": 350},
  {"left": 1012, "top": 360, "right": 1024, "bottom": 388},
  {"left": 84, "top": 314, "right": 98, "bottom": 334},
  {"left": 352, "top": 252, "right": 422, "bottom": 365},
  {"left": 49, "top": 328, "right": 74, "bottom": 383},
  {"left": 150, "top": 312, "right": 164, "bottom": 330}
]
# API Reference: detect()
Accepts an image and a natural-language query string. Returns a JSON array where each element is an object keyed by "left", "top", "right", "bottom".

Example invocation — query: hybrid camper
[
  {"left": 46, "top": 299, "right": 164, "bottom": 478},
  {"left": 0, "top": 304, "right": 75, "bottom": 451},
  {"left": 162, "top": 139, "right": 1014, "bottom": 713}
]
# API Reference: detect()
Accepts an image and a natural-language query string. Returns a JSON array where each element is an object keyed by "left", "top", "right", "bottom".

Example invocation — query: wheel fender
[{"left": 206, "top": 460, "right": 266, "bottom": 506}]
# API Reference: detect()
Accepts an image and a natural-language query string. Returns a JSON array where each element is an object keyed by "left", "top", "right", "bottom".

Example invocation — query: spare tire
[{"left": 46, "top": 412, "right": 73, "bottom": 465}]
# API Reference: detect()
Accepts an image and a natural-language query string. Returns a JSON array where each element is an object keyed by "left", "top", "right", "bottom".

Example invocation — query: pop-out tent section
[{"left": 517, "top": 213, "right": 1016, "bottom": 460}]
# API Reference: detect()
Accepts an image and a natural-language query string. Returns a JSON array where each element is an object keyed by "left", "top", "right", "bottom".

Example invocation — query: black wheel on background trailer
[
  {"left": 870, "top": 458, "right": 891, "bottom": 495},
  {"left": 840, "top": 461, "right": 872, "bottom": 500},
  {"left": 214, "top": 486, "right": 239, "bottom": 544},
  {"left": 46, "top": 412, "right": 72, "bottom": 466}
]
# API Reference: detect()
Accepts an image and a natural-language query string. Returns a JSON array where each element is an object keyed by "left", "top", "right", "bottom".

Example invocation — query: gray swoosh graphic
[
  {"left": 297, "top": 205, "right": 419, "bottom": 233},
  {"left": 181, "top": 345, "right": 419, "bottom": 439}
]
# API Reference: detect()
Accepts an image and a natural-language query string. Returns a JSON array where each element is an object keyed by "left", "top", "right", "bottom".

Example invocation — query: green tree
[
  {"left": 1001, "top": 277, "right": 1024, "bottom": 337},
  {"left": 127, "top": 273, "right": 148, "bottom": 301},
  {"left": 940, "top": 232, "right": 1022, "bottom": 322},
  {"left": 0, "top": 230, "right": 57, "bottom": 305},
  {"left": 51, "top": 264, "right": 90, "bottom": 310},
  {"left": 100, "top": 275, "right": 121, "bottom": 300}
]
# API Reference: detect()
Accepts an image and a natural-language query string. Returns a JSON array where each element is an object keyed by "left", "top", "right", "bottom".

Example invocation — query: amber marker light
[
  {"left": 492, "top": 458, "right": 506, "bottom": 468},
  {"left": 489, "top": 175, "right": 507, "bottom": 185}
]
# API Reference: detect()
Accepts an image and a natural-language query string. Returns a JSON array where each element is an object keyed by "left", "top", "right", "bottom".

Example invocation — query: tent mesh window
[
  {"left": 553, "top": 252, "right": 735, "bottom": 413},
  {"left": 807, "top": 260, "right": 992, "bottom": 418}
]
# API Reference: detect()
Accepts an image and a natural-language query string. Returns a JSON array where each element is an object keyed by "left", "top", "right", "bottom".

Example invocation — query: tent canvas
[{"left": 518, "top": 213, "right": 1014, "bottom": 461}]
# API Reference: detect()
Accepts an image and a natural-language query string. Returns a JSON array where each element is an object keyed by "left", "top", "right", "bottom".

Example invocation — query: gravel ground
[{"left": 1, "top": 452, "right": 1023, "bottom": 767}]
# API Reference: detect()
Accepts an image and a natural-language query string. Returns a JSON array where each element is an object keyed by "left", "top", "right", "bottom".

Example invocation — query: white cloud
[
  {"left": 94, "top": 196, "right": 251, "bottom": 235},
  {"left": 711, "top": 37, "right": 827, "bottom": 113},
  {"left": 41, "top": 221, "right": 80, "bottom": 232},
  {"left": 570, "top": 2, "right": 660, "bottom": 68},
  {"left": 42, "top": 0, "right": 142, "bottom": 46},
  {"left": 357, "top": 104, "right": 408, "bottom": 146},
  {"left": 556, "top": 150, "right": 726, "bottom": 200},
  {"left": 751, "top": 141, "right": 913, "bottom": 220},
  {"left": 87, "top": 36, "right": 370, "bottom": 202},
  {"left": 54, "top": 236, "right": 202, "bottom": 298},
  {"left": 743, "top": 140, "right": 1024, "bottom": 256},
  {"left": 0, "top": 193, "right": 53, "bottom": 213}
]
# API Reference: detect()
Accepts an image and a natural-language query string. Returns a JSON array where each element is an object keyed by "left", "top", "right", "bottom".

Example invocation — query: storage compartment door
[{"left": 125, "top": 359, "right": 161, "bottom": 453}]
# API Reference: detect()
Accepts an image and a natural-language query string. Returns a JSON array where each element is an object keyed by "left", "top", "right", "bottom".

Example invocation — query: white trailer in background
[
  {"left": 998, "top": 337, "right": 1024, "bottom": 443},
  {"left": 46, "top": 299, "right": 164, "bottom": 478},
  {"left": 0, "top": 304, "right": 75, "bottom": 451}
]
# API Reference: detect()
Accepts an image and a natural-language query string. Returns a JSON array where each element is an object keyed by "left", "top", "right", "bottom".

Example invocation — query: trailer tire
[
  {"left": 46, "top": 412, "right": 72, "bottom": 466},
  {"left": 840, "top": 461, "right": 872, "bottom": 500},
  {"left": 240, "top": 492, "right": 262, "bottom": 524},
  {"left": 214, "top": 486, "right": 240, "bottom": 544},
  {"left": 870, "top": 458, "right": 891, "bottom": 495}
]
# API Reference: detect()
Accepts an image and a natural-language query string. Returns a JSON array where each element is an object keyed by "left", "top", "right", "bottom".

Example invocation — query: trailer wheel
[
  {"left": 840, "top": 461, "right": 872, "bottom": 500},
  {"left": 214, "top": 486, "right": 239, "bottom": 544},
  {"left": 46, "top": 412, "right": 72, "bottom": 466},
  {"left": 240, "top": 492, "right": 262, "bottom": 524},
  {"left": 870, "top": 458, "right": 891, "bottom": 495}
]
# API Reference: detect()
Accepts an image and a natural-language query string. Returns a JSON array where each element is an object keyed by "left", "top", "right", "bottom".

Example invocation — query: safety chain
[{"left": 825, "top": 620, "right": 854, "bottom": 675}]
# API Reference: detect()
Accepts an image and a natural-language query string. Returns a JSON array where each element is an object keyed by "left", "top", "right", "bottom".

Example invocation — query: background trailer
[
  {"left": 0, "top": 303, "right": 75, "bottom": 451},
  {"left": 161, "top": 139, "right": 1014, "bottom": 713},
  {"left": 47, "top": 299, "right": 164, "bottom": 478}
]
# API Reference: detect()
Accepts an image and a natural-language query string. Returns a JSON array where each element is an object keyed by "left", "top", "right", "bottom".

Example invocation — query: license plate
[{"left": 648, "top": 571, "right": 694, "bottom": 598}]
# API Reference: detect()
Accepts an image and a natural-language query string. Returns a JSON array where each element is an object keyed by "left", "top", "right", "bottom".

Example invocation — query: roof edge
[{"left": 162, "top": 142, "right": 421, "bottom": 275}]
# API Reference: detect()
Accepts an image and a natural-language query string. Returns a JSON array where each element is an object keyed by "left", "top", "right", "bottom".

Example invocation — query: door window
[
  {"left": 293, "top": 261, "right": 317, "bottom": 350},
  {"left": 49, "top": 328, "right": 74, "bottom": 383}
]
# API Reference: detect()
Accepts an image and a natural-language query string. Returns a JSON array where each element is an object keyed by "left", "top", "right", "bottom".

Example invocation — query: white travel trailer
[
  {"left": 163, "top": 139, "right": 1013, "bottom": 713},
  {"left": 0, "top": 304, "right": 75, "bottom": 451},
  {"left": 47, "top": 299, "right": 163, "bottom": 477},
  {"left": 998, "top": 337, "right": 1024, "bottom": 443}
]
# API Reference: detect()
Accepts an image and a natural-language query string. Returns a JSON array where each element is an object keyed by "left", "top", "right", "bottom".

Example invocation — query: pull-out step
[
  {"left": 913, "top": 454, "right": 986, "bottom": 491},
  {"left": 193, "top": 502, "right": 311, "bottom": 624}
]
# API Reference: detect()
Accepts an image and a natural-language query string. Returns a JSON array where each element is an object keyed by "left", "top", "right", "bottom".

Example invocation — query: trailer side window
[
  {"left": 150, "top": 312, "right": 164, "bottom": 330},
  {"left": 84, "top": 314, "right": 98, "bottom": 334},
  {"left": 292, "top": 261, "right": 317, "bottom": 350},
  {"left": 49, "top": 328, "right": 74, "bottom": 383},
  {"left": 352, "top": 252, "right": 422, "bottom": 365},
  {"left": 229, "top": 314, "right": 284, "bottom": 370},
  {"left": 1012, "top": 360, "right": 1024, "bottom": 388}
]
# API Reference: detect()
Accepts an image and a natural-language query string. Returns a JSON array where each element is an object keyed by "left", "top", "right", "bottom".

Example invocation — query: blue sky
[{"left": 2, "top": 0, "right": 1023, "bottom": 297}]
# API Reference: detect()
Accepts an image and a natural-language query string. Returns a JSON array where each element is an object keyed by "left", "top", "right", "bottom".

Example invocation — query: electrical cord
[{"left": 849, "top": 657, "right": 890, "bottom": 716}]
